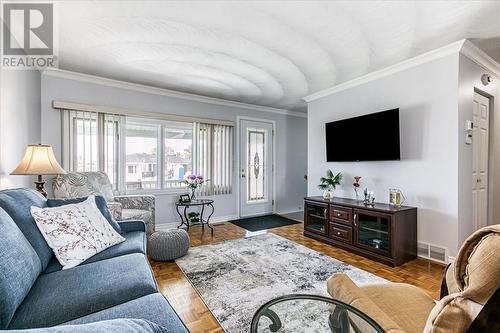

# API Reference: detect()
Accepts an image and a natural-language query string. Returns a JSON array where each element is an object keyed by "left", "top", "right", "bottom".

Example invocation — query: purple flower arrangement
[
  {"left": 183, "top": 174, "right": 209, "bottom": 200},
  {"left": 184, "top": 174, "right": 208, "bottom": 189}
]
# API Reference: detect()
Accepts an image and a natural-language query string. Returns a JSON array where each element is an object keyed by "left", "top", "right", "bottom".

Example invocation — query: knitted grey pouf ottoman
[{"left": 149, "top": 229, "right": 190, "bottom": 261}]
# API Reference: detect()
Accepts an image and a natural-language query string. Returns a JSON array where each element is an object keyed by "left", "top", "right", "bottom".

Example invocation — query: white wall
[
  {"left": 0, "top": 69, "right": 41, "bottom": 189},
  {"left": 307, "top": 55, "right": 462, "bottom": 255},
  {"left": 457, "top": 54, "right": 500, "bottom": 245},
  {"left": 40, "top": 71, "right": 307, "bottom": 226}
]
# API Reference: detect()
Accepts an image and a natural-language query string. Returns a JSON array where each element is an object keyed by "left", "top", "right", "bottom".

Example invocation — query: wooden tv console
[{"left": 304, "top": 196, "right": 417, "bottom": 266}]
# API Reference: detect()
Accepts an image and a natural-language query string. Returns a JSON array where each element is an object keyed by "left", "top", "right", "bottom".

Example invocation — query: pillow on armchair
[{"left": 53, "top": 172, "right": 156, "bottom": 236}]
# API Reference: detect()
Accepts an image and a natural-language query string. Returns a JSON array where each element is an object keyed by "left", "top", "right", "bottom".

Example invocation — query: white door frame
[
  {"left": 236, "top": 116, "right": 276, "bottom": 218},
  {"left": 472, "top": 89, "right": 492, "bottom": 229}
]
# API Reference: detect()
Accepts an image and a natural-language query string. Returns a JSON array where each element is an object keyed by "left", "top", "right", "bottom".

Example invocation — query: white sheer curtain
[{"left": 193, "top": 123, "right": 233, "bottom": 196}]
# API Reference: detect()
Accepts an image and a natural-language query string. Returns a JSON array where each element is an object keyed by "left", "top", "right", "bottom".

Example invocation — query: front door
[
  {"left": 472, "top": 91, "right": 490, "bottom": 230},
  {"left": 239, "top": 119, "right": 274, "bottom": 217}
]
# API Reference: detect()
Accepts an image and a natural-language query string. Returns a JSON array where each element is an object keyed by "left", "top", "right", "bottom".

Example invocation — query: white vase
[{"left": 322, "top": 190, "right": 332, "bottom": 199}]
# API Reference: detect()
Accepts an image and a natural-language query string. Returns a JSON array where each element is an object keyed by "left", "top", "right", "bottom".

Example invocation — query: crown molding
[
  {"left": 460, "top": 39, "right": 500, "bottom": 77},
  {"left": 42, "top": 68, "right": 307, "bottom": 118},
  {"left": 303, "top": 40, "right": 467, "bottom": 103}
]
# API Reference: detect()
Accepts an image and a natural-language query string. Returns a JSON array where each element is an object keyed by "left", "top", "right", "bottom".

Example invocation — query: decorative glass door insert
[
  {"left": 247, "top": 128, "right": 267, "bottom": 203},
  {"left": 239, "top": 119, "right": 273, "bottom": 217}
]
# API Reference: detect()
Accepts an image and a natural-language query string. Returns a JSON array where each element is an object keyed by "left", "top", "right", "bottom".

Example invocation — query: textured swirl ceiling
[{"left": 58, "top": 1, "right": 500, "bottom": 112}]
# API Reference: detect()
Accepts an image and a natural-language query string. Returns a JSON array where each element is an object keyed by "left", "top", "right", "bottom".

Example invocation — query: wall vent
[{"left": 417, "top": 241, "right": 448, "bottom": 264}]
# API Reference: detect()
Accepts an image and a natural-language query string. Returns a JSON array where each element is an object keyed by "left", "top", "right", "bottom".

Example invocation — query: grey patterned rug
[{"left": 176, "top": 233, "right": 386, "bottom": 333}]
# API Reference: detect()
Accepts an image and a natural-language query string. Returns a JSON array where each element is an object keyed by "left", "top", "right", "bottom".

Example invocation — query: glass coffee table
[{"left": 251, "top": 294, "right": 384, "bottom": 333}]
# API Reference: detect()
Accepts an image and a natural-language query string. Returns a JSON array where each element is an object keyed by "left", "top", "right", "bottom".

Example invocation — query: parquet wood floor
[{"left": 150, "top": 221, "right": 445, "bottom": 333}]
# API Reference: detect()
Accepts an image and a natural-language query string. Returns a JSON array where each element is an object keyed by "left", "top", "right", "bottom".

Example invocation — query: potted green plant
[
  {"left": 188, "top": 212, "right": 200, "bottom": 223},
  {"left": 318, "top": 170, "right": 342, "bottom": 199}
]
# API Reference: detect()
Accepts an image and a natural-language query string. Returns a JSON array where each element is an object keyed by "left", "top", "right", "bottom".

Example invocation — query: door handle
[
  {"left": 354, "top": 213, "right": 357, "bottom": 227},
  {"left": 241, "top": 168, "right": 246, "bottom": 178}
]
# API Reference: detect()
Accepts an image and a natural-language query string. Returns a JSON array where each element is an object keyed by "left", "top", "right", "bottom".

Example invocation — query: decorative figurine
[{"left": 353, "top": 176, "right": 361, "bottom": 201}]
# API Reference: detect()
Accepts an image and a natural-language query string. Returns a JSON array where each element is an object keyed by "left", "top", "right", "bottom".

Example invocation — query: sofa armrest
[
  {"left": 118, "top": 219, "right": 146, "bottom": 233},
  {"left": 8, "top": 318, "right": 170, "bottom": 333},
  {"left": 106, "top": 201, "right": 123, "bottom": 221},
  {"left": 327, "top": 273, "right": 404, "bottom": 333},
  {"left": 114, "top": 195, "right": 155, "bottom": 212}
]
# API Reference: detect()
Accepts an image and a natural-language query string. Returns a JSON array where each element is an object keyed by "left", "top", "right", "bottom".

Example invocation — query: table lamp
[{"left": 10, "top": 144, "right": 66, "bottom": 197}]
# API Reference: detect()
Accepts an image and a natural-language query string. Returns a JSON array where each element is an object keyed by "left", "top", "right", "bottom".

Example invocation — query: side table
[{"left": 175, "top": 199, "right": 215, "bottom": 235}]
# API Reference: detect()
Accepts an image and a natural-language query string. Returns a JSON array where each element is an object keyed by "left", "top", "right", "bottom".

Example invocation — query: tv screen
[{"left": 325, "top": 108, "right": 400, "bottom": 162}]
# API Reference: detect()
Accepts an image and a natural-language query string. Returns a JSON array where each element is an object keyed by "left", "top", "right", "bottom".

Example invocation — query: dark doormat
[{"left": 229, "top": 214, "right": 301, "bottom": 232}]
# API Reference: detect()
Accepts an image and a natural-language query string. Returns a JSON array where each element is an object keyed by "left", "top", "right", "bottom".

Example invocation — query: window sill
[{"left": 119, "top": 189, "right": 189, "bottom": 196}]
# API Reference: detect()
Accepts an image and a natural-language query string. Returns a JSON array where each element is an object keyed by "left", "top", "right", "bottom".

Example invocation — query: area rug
[
  {"left": 176, "top": 233, "right": 386, "bottom": 333},
  {"left": 229, "top": 214, "right": 301, "bottom": 231}
]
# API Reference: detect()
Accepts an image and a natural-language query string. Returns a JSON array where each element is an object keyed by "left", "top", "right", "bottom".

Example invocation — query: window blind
[
  {"left": 61, "top": 110, "right": 123, "bottom": 191},
  {"left": 193, "top": 123, "right": 233, "bottom": 196}
]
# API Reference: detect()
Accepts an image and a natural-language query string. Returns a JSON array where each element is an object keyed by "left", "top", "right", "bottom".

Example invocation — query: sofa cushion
[
  {"left": 31, "top": 196, "right": 126, "bottom": 270},
  {"left": 47, "top": 195, "right": 122, "bottom": 233},
  {"left": 0, "top": 188, "right": 52, "bottom": 270},
  {"left": 8, "top": 318, "right": 170, "bottom": 333},
  {"left": 327, "top": 273, "right": 404, "bottom": 333},
  {"left": 43, "top": 231, "right": 146, "bottom": 274},
  {"left": 361, "top": 282, "right": 435, "bottom": 333},
  {"left": 9, "top": 253, "right": 157, "bottom": 329},
  {"left": 0, "top": 208, "right": 42, "bottom": 329},
  {"left": 64, "top": 293, "right": 189, "bottom": 332}
]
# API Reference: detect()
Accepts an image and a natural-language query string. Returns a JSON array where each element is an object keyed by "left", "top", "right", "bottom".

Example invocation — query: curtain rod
[{"left": 52, "top": 100, "right": 235, "bottom": 127}]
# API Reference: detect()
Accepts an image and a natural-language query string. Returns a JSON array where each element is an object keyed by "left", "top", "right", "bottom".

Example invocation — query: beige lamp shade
[{"left": 11, "top": 144, "right": 66, "bottom": 175}]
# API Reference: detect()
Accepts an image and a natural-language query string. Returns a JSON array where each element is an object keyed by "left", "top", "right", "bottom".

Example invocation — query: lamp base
[{"left": 35, "top": 175, "right": 47, "bottom": 198}]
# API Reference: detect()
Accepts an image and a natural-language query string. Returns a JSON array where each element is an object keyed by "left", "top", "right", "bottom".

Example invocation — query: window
[
  {"left": 124, "top": 121, "right": 159, "bottom": 191},
  {"left": 62, "top": 109, "right": 230, "bottom": 195}
]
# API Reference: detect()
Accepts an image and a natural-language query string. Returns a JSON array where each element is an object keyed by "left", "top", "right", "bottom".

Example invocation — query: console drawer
[
  {"left": 329, "top": 223, "right": 352, "bottom": 244},
  {"left": 330, "top": 205, "right": 352, "bottom": 225}
]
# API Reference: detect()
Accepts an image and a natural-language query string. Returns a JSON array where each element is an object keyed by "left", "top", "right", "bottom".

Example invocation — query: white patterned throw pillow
[{"left": 31, "top": 195, "right": 125, "bottom": 269}]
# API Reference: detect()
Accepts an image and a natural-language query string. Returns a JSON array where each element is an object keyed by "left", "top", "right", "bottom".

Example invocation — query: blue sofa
[{"left": 0, "top": 188, "right": 189, "bottom": 332}]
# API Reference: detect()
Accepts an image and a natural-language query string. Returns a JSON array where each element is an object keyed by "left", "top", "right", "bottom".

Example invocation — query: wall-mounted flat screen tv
[{"left": 325, "top": 108, "right": 400, "bottom": 162}]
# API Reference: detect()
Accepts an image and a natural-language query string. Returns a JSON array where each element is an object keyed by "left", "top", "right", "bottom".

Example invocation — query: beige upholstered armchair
[
  {"left": 52, "top": 172, "right": 155, "bottom": 236},
  {"left": 327, "top": 224, "right": 500, "bottom": 333}
]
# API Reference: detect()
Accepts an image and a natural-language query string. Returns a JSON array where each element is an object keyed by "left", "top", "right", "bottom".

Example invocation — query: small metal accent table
[
  {"left": 251, "top": 294, "right": 384, "bottom": 333},
  {"left": 175, "top": 199, "right": 215, "bottom": 235}
]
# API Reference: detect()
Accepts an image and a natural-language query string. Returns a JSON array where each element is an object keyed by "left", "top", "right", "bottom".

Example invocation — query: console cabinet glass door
[
  {"left": 354, "top": 210, "right": 391, "bottom": 256},
  {"left": 305, "top": 202, "right": 328, "bottom": 236}
]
